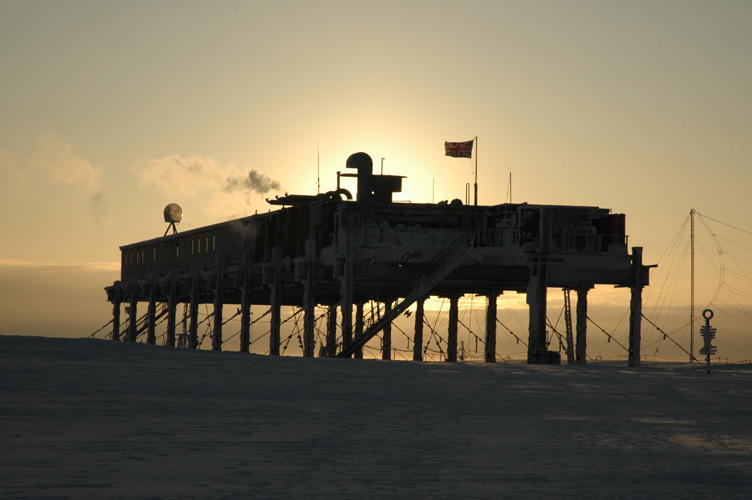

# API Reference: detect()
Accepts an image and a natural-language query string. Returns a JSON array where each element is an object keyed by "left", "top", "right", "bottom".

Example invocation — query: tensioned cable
[
  {"left": 697, "top": 212, "right": 752, "bottom": 237},
  {"left": 586, "top": 315, "right": 629, "bottom": 353},
  {"left": 496, "top": 318, "right": 527, "bottom": 347},
  {"left": 87, "top": 319, "right": 113, "bottom": 338},
  {"left": 641, "top": 313, "right": 700, "bottom": 363},
  {"left": 221, "top": 308, "right": 273, "bottom": 344}
]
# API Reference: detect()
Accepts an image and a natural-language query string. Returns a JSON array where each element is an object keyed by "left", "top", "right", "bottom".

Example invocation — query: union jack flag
[{"left": 444, "top": 140, "right": 474, "bottom": 158}]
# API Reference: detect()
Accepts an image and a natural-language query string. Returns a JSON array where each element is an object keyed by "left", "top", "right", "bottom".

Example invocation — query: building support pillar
[
  {"left": 189, "top": 270, "right": 199, "bottom": 349},
  {"left": 269, "top": 246, "right": 282, "bottom": 356},
  {"left": 354, "top": 302, "right": 364, "bottom": 359},
  {"left": 413, "top": 297, "right": 425, "bottom": 361},
  {"left": 166, "top": 273, "right": 177, "bottom": 347},
  {"left": 485, "top": 292, "right": 498, "bottom": 363},
  {"left": 212, "top": 253, "right": 224, "bottom": 352},
  {"left": 111, "top": 285, "right": 121, "bottom": 342},
  {"left": 323, "top": 304, "right": 337, "bottom": 357},
  {"left": 240, "top": 251, "right": 253, "bottom": 353},
  {"left": 382, "top": 300, "right": 392, "bottom": 360},
  {"left": 575, "top": 286, "right": 589, "bottom": 364},
  {"left": 146, "top": 274, "right": 157, "bottom": 345},
  {"left": 127, "top": 280, "right": 138, "bottom": 342},
  {"left": 527, "top": 263, "right": 549, "bottom": 363},
  {"left": 339, "top": 234, "right": 354, "bottom": 357},
  {"left": 303, "top": 239, "right": 317, "bottom": 358},
  {"left": 629, "top": 246, "right": 644, "bottom": 367},
  {"left": 447, "top": 294, "right": 460, "bottom": 362}
]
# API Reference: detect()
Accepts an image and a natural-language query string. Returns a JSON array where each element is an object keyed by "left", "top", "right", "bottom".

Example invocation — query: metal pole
[
  {"left": 690, "top": 208, "right": 695, "bottom": 363},
  {"left": 474, "top": 136, "right": 478, "bottom": 207}
]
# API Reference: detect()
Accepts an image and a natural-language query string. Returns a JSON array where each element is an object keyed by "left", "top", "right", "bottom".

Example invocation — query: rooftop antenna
[
  {"left": 163, "top": 203, "right": 182, "bottom": 236},
  {"left": 317, "top": 143, "right": 321, "bottom": 194},
  {"left": 381, "top": 157, "right": 385, "bottom": 175},
  {"left": 509, "top": 171, "right": 512, "bottom": 203}
]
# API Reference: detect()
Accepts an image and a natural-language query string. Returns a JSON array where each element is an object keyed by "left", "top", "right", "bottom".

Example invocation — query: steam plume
[{"left": 225, "top": 170, "right": 281, "bottom": 194}]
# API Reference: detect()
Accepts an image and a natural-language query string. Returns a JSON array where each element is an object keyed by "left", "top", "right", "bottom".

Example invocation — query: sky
[{"left": 1, "top": 1, "right": 751, "bottom": 359}]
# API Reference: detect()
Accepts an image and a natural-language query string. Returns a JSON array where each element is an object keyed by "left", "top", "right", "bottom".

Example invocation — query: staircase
[{"left": 337, "top": 231, "right": 476, "bottom": 358}]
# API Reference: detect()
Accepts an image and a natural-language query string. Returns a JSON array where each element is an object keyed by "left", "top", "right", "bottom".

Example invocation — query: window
[
  {"left": 176, "top": 245, "right": 180, "bottom": 258},
  {"left": 153, "top": 248, "right": 156, "bottom": 262},
  {"left": 212, "top": 235, "right": 216, "bottom": 251},
  {"left": 198, "top": 238, "right": 201, "bottom": 254},
  {"left": 191, "top": 240, "right": 195, "bottom": 255},
  {"left": 205, "top": 236, "right": 209, "bottom": 252}
]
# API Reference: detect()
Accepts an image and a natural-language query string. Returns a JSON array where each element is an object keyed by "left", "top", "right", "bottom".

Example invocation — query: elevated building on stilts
[{"left": 105, "top": 152, "right": 651, "bottom": 366}]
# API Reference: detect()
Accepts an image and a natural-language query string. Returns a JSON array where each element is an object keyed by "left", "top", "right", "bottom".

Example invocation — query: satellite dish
[{"left": 163, "top": 203, "right": 182, "bottom": 236}]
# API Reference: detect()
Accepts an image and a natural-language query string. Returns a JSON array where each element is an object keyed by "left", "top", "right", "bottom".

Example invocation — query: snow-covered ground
[{"left": 1, "top": 335, "right": 751, "bottom": 499}]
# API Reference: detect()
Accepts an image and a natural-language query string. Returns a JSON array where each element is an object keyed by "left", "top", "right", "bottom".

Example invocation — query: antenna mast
[
  {"left": 317, "top": 143, "right": 320, "bottom": 194},
  {"left": 690, "top": 208, "right": 695, "bottom": 362}
]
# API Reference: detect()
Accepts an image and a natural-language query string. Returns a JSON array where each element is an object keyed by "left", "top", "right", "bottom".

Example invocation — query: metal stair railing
[{"left": 337, "top": 230, "right": 476, "bottom": 358}]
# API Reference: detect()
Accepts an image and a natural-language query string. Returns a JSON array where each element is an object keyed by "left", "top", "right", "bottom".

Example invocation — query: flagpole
[{"left": 474, "top": 136, "right": 478, "bottom": 207}]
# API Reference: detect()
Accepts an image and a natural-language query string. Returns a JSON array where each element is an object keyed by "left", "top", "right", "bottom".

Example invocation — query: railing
[{"left": 337, "top": 230, "right": 476, "bottom": 358}]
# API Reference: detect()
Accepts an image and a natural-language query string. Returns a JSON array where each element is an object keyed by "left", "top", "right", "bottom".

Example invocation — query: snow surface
[{"left": 1, "top": 335, "right": 751, "bottom": 499}]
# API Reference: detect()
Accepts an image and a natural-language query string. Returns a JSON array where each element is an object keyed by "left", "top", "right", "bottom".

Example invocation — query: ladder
[
  {"left": 563, "top": 289, "right": 575, "bottom": 364},
  {"left": 337, "top": 231, "right": 476, "bottom": 358}
]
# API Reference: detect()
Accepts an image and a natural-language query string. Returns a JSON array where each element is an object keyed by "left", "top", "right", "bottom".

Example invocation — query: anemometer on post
[{"left": 699, "top": 309, "right": 717, "bottom": 373}]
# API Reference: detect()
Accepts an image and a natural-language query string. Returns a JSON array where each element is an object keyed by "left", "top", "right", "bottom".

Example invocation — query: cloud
[
  {"left": 88, "top": 191, "right": 112, "bottom": 226},
  {"left": 1, "top": 134, "right": 110, "bottom": 226},
  {"left": 28, "top": 133, "right": 103, "bottom": 192},
  {"left": 138, "top": 154, "right": 283, "bottom": 221},
  {"left": 0, "top": 258, "right": 121, "bottom": 272}
]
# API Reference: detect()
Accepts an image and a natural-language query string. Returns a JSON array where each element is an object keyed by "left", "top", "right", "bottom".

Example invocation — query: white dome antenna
[{"left": 163, "top": 203, "right": 182, "bottom": 236}]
